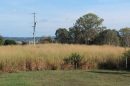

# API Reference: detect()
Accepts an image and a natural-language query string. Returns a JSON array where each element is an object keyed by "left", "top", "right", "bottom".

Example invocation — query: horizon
[{"left": 0, "top": 0, "right": 130, "bottom": 37}]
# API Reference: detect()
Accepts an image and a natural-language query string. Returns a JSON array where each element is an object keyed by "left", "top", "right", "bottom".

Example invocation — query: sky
[{"left": 0, "top": 0, "right": 130, "bottom": 37}]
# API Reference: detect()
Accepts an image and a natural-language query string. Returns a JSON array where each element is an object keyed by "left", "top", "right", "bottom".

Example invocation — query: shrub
[
  {"left": 63, "top": 53, "right": 84, "bottom": 69},
  {"left": 4, "top": 39, "right": 17, "bottom": 45},
  {"left": 123, "top": 50, "right": 130, "bottom": 59},
  {"left": 0, "top": 36, "right": 4, "bottom": 45},
  {"left": 98, "top": 58, "right": 121, "bottom": 70},
  {"left": 22, "top": 41, "right": 28, "bottom": 45},
  {"left": 39, "top": 37, "right": 53, "bottom": 44}
]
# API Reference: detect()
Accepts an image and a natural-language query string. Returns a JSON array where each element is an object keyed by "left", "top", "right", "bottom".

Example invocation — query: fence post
[{"left": 126, "top": 57, "right": 128, "bottom": 70}]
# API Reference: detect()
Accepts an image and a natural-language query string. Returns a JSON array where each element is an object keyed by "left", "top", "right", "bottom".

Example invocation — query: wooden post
[{"left": 126, "top": 57, "right": 128, "bottom": 69}]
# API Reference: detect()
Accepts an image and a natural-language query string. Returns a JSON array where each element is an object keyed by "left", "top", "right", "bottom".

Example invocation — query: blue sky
[{"left": 0, "top": 0, "right": 130, "bottom": 37}]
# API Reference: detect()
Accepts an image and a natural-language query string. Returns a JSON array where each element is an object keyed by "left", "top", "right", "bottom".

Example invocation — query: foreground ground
[{"left": 0, "top": 70, "right": 130, "bottom": 86}]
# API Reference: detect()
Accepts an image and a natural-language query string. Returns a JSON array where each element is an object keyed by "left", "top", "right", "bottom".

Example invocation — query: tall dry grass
[{"left": 0, "top": 44, "right": 126, "bottom": 72}]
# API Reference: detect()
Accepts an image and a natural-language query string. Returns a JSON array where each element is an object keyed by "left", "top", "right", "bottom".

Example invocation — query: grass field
[
  {"left": 0, "top": 44, "right": 129, "bottom": 86},
  {"left": 0, "top": 44, "right": 127, "bottom": 72},
  {"left": 0, "top": 70, "right": 130, "bottom": 86}
]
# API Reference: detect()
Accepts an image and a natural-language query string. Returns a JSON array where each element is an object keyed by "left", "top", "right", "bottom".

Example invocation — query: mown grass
[
  {"left": 0, "top": 70, "right": 130, "bottom": 86},
  {"left": 0, "top": 44, "right": 126, "bottom": 72}
]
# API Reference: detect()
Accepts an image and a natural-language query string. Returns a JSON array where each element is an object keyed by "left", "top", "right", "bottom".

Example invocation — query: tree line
[
  {"left": 0, "top": 13, "right": 130, "bottom": 46},
  {"left": 0, "top": 37, "right": 17, "bottom": 45},
  {"left": 55, "top": 13, "right": 130, "bottom": 47}
]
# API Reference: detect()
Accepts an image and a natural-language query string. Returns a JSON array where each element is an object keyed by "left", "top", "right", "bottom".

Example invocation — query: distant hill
[
  {"left": 4, "top": 37, "right": 41, "bottom": 42},
  {"left": 4, "top": 37, "right": 55, "bottom": 42}
]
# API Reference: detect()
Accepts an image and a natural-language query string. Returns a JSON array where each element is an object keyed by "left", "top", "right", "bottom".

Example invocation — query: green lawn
[{"left": 0, "top": 70, "right": 130, "bottom": 86}]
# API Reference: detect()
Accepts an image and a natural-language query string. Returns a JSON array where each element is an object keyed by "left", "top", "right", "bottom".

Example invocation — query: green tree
[
  {"left": 94, "top": 29, "right": 120, "bottom": 46},
  {"left": 75, "top": 13, "right": 104, "bottom": 32},
  {"left": 84, "top": 29, "right": 97, "bottom": 44},
  {"left": 4, "top": 39, "right": 17, "bottom": 45},
  {"left": 69, "top": 26, "right": 84, "bottom": 44},
  {"left": 70, "top": 13, "right": 105, "bottom": 44},
  {"left": 55, "top": 28, "right": 70, "bottom": 43},
  {"left": 0, "top": 36, "right": 4, "bottom": 45},
  {"left": 119, "top": 28, "right": 130, "bottom": 47}
]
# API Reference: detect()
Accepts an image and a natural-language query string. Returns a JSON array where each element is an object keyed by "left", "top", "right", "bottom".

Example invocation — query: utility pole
[{"left": 32, "top": 12, "right": 37, "bottom": 45}]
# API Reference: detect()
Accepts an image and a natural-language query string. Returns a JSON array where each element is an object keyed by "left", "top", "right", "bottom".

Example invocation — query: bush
[
  {"left": 39, "top": 37, "right": 53, "bottom": 44},
  {"left": 0, "top": 36, "right": 4, "bottom": 45},
  {"left": 98, "top": 58, "right": 121, "bottom": 70},
  {"left": 123, "top": 50, "right": 130, "bottom": 59},
  {"left": 22, "top": 41, "right": 28, "bottom": 45},
  {"left": 63, "top": 53, "right": 84, "bottom": 69},
  {"left": 97, "top": 50, "right": 130, "bottom": 70},
  {"left": 4, "top": 39, "right": 17, "bottom": 45}
]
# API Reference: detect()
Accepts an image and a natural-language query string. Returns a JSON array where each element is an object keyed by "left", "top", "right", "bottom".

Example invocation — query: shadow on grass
[
  {"left": 88, "top": 70, "right": 130, "bottom": 78},
  {"left": 89, "top": 70, "right": 130, "bottom": 75}
]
